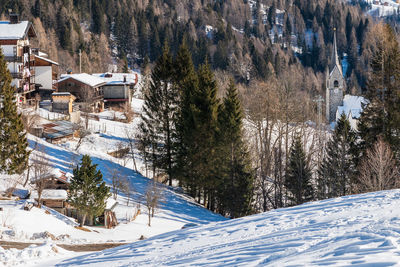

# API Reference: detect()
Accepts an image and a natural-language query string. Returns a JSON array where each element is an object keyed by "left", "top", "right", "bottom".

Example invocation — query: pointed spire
[{"left": 330, "top": 28, "right": 342, "bottom": 75}]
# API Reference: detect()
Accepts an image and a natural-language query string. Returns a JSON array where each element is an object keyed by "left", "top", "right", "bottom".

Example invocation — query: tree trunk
[
  {"left": 80, "top": 213, "right": 87, "bottom": 227},
  {"left": 148, "top": 211, "right": 151, "bottom": 226}
]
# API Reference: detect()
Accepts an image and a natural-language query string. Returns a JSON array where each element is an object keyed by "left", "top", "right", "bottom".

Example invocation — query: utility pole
[
  {"left": 313, "top": 95, "right": 325, "bottom": 169},
  {"left": 79, "top": 49, "right": 82, "bottom": 73},
  {"left": 314, "top": 95, "right": 324, "bottom": 131}
]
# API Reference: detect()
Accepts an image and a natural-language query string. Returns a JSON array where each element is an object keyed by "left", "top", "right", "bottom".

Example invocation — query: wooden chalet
[
  {"left": 92, "top": 72, "right": 139, "bottom": 108},
  {"left": 34, "top": 53, "right": 59, "bottom": 100},
  {"left": 0, "top": 14, "right": 37, "bottom": 104},
  {"left": 57, "top": 73, "right": 106, "bottom": 112},
  {"left": 31, "top": 169, "right": 71, "bottom": 214}
]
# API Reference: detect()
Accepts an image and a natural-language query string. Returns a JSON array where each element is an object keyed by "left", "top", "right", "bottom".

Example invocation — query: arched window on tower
[{"left": 334, "top": 80, "right": 339, "bottom": 88}]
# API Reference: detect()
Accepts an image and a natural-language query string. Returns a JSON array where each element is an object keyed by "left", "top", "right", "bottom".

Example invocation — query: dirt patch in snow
[{"left": 0, "top": 241, "right": 127, "bottom": 252}]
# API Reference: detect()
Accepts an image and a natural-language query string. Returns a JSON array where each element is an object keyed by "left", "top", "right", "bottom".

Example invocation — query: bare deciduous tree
[
  {"left": 31, "top": 148, "right": 51, "bottom": 207},
  {"left": 357, "top": 138, "right": 399, "bottom": 193},
  {"left": 124, "top": 128, "right": 138, "bottom": 172},
  {"left": 145, "top": 179, "right": 163, "bottom": 226},
  {"left": 121, "top": 175, "right": 134, "bottom": 206}
]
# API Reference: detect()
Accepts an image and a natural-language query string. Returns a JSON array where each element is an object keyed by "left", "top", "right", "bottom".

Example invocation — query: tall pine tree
[
  {"left": 217, "top": 80, "right": 254, "bottom": 218},
  {"left": 0, "top": 50, "right": 29, "bottom": 175},
  {"left": 173, "top": 41, "right": 199, "bottom": 193},
  {"left": 285, "top": 135, "right": 314, "bottom": 206},
  {"left": 68, "top": 155, "right": 110, "bottom": 226},
  {"left": 140, "top": 42, "right": 176, "bottom": 185},
  {"left": 357, "top": 24, "right": 400, "bottom": 160},
  {"left": 318, "top": 113, "right": 356, "bottom": 199},
  {"left": 190, "top": 60, "right": 220, "bottom": 209}
]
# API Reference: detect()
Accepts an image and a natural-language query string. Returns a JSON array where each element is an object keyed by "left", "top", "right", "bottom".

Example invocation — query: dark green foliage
[
  {"left": 285, "top": 136, "right": 314, "bottom": 206},
  {"left": 216, "top": 80, "right": 254, "bottom": 218},
  {"left": 318, "top": 113, "right": 356, "bottom": 199},
  {"left": 357, "top": 24, "right": 400, "bottom": 159},
  {"left": 68, "top": 155, "right": 110, "bottom": 226},
  {"left": 140, "top": 42, "right": 176, "bottom": 185},
  {"left": 122, "top": 57, "right": 129, "bottom": 73},
  {"left": 0, "top": 50, "right": 29, "bottom": 175},
  {"left": 173, "top": 41, "right": 198, "bottom": 188},
  {"left": 189, "top": 61, "right": 220, "bottom": 209},
  {"left": 91, "top": 0, "right": 105, "bottom": 34}
]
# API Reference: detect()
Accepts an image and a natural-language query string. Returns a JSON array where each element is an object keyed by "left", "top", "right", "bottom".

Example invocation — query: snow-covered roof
[
  {"left": 32, "top": 168, "right": 72, "bottom": 184},
  {"left": 31, "top": 189, "right": 68, "bottom": 200},
  {"left": 58, "top": 73, "right": 106, "bottom": 88},
  {"left": 336, "top": 95, "right": 368, "bottom": 120},
  {"left": 35, "top": 55, "right": 59, "bottom": 66},
  {"left": 92, "top": 73, "right": 138, "bottom": 85},
  {"left": 52, "top": 92, "right": 72, "bottom": 96},
  {"left": 0, "top": 21, "right": 36, "bottom": 40},
  {"left": 105, "top": 198, "right": 118, "bottom": 210}
]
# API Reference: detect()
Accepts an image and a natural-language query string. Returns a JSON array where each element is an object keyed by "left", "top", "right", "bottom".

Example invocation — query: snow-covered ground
[
  {"left": 0, "top": 242, "right": 74, "bottom": 267},
  {"left": 0, "top": 97, "right": 226, "bottom": 265},
  {"left": 54, "top": 189, "right": 400, "bottom": 266},
  {"left": 362, "top": 0, "right": 399, "bottom": 17}
]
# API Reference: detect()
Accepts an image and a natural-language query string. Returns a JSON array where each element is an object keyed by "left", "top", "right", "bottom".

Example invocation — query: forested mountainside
[{"left": 0, "top": 0, "right": 382, "bottom": 91}]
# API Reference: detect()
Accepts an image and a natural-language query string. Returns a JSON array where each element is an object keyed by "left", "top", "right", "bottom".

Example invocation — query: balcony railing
[
  {"left": 10, "top": 72, "right": 23, "bottom": 79},
  {"left": 4, "top": 56, "right": 23, "bottom": 63}
]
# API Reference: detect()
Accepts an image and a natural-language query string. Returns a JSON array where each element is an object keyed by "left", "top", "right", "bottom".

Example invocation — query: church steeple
[
  {"left": 329, "top": 28, "right": 342, "bottom": 76},
  {"left": 326, "top": 27, "right": 345, "bottom": 123}
]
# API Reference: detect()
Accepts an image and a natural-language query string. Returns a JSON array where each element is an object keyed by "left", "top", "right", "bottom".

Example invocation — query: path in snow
[{"left": 55, "top": 189, "right": 400, "bottom": 266}]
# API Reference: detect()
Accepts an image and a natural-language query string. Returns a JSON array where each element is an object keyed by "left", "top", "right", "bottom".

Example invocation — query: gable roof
[
  {"left": 0, "top": 21, "right": 36, "bottom": 40},
  {"left": 336, "top": 95, "right": 368, "bottom": 120},
  {"left": 35, "top": 55, "right": 59, "bottom": 66},
  {"left": 92, "top": 72, "right": 138, "bottom": 85},
  {"left": 59, "top": 73, "right": 106, "bottom": 88}
]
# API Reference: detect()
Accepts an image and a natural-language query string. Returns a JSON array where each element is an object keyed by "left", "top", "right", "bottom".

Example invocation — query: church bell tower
[{"left": 326, "top": 29, "right": 345, "bottom": 123}]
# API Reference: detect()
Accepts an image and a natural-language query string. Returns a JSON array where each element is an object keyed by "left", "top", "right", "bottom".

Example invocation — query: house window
[{"left": 334, "top": 80, "right": 339, "bottom": 88}]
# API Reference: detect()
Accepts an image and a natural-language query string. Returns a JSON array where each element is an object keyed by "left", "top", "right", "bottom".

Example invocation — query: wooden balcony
[
  {"left": 4, "top": 56, "right": 23, "bottom": 63},
  {"left": 10, "top": 72, "right": 23, "bottom": 79}
]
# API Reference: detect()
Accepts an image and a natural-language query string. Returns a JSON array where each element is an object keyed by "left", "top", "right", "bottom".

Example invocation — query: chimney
[{"left": 9, "top": 13, "right": 19, "bottom": 24}]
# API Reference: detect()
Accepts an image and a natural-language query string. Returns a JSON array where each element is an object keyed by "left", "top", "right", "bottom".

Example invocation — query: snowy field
[
  {"left": 53, "top": 189, "right": 400, "bottom": 266},
  {"left": 0, "top": 97, "right": 225, "bottom": 265}
]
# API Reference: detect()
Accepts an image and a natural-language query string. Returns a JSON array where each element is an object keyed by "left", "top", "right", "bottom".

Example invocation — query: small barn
[
  {"left": 41, "top": 120, "right": 76, "bottom": 143},
  {"left": 52, "top": 92, "right": 76, "bottom": 114},
  {"left": 31, "top": 189, "right": 69, "bottom": 213},
  {"left": 31, "top": 169, "right": 72, "bottom": 214}
]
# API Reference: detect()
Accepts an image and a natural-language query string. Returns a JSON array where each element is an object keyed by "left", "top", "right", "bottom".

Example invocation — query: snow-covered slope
[
  {"left": 56, "top": 189, "right": 400, "bottom": 266},
  {"left": 0, "top": 134, "right": 224, "bottom": 245}
]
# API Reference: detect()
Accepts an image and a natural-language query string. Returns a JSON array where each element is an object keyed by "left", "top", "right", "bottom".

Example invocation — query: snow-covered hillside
[{"left": 56, "top": 189, "right": 400, "bottom": 266}]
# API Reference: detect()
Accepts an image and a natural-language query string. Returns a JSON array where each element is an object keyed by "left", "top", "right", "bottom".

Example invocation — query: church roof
[
  {"left": 336, "top": 95, "right": 368, "bottom": 120},
  {"left": 329, "top": 29, "right": 343, "bottom": 77}
]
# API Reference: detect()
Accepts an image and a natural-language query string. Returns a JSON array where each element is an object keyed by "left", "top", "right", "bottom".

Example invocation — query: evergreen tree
[
  {"left": 190, "top": 60, "right": 220, "bottom": 210},
  {"left": 68, "top": 155, "right": 110, "bottom": 226},
  {"left": 285, "top": 135, "right": 313, "bottom": 206},
  {"left": 318, "top": 113, "right": 356, "bottom": 199},
  {"left": 0, "top": 50, "right": 29, "bottom": 175},
  {"left": 122, "top": 56, "right": 129, "bottom": 73},
  {"left": 217, "top": 80, "right": 254, "bottom": 218},
  {"left": 173, "top": 41, "right": 198, "bottom": 192},
  {"left": 357, "top": 24, "right": 400, "bottom": 159},
  {"left": 140, "top": 42, "right": 176, "bottom": 185}
]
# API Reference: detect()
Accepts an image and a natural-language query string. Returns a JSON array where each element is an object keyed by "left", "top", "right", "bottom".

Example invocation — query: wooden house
[
  {"left": 52, "top": 92, "right": 76, "bottom": 114},
  {"left": 57, "top": 73, "right": 106, "bottom": 112},
  {"left": 34, "top": 54, "right": 59, "bottom": 100},
  {"left": 92, "top": 72, "right": 138, "bottom": 108},
  {"left": 31, "top": 169, "right": 71, "bottom": 214},
  {"left": 0, "top": 14, "right": 37, "bottom": 104}
]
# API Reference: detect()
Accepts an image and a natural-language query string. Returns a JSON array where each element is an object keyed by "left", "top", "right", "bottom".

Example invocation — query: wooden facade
[{"left": 57, "top": 77, "right": 105, "bottom": 112}]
